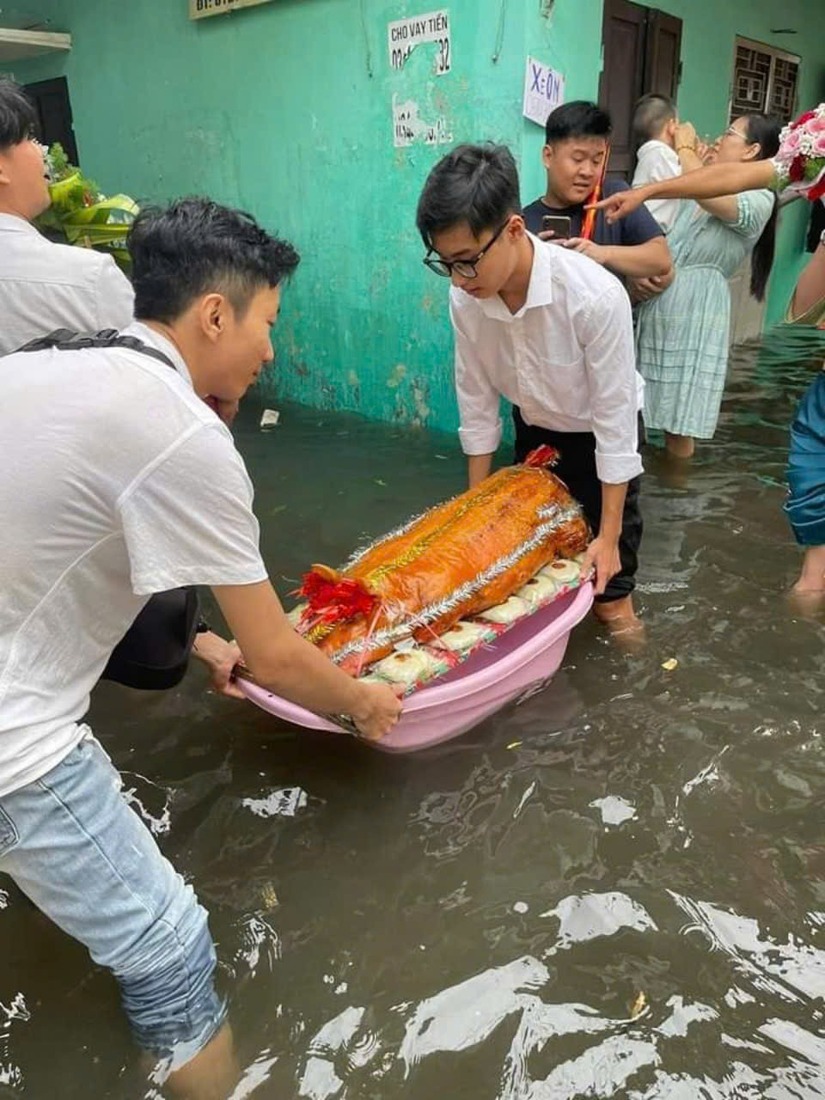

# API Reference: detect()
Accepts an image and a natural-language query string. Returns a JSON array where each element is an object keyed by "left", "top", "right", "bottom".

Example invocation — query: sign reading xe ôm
[
  {"left": 522, "top": 56, "right": 565, "bottom": 128},
  {"left": 189, "top": 0, "right": 274, "bottom": 20}
]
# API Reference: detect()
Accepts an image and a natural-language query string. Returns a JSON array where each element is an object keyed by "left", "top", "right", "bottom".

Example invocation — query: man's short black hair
[
  {"left": 416, "top": 143, "right": 521, "bottom": 247},
  {"left": 632, "top": 93, "right": 677, "bottom": 146},
  {"left": 128, "top": 198, "right": 300, "bottom": 323},
  {"left": 0, "top": 78, "right": 38, "bottom": 151},
  {"left": 545, "top": 101, "right": 612, "bottom": 145}
]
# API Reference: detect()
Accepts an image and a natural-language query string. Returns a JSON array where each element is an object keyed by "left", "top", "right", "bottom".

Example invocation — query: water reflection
[{"left": 1, "top": 345, "right": 824, "bottom": 1096}]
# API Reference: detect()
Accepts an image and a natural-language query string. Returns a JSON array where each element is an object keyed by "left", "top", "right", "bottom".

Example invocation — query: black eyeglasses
[{"left": 423, "top": 218, "right": 511, "bottom": 278}]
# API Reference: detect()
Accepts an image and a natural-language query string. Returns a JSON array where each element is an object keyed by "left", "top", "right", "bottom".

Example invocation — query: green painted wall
[
  {"left": 9, "top": 0, "right": 825, "bottom": 433},
  {"left": 12, "top": 0, "right": 593, "bottom": 434}
]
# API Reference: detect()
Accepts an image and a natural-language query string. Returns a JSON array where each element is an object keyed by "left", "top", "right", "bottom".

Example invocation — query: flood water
[{"left": 2, "top": 342, "right": 825, "bottom": 1098}]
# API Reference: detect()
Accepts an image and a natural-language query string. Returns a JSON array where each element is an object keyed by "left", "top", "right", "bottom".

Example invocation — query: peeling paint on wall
[
  {"left": 411, "top": 379, "right": 432, "bottom": 425},
  {"left": 392, "top": 95, "right": 453, "bottom": 148},
  {"left": 421, "top": 292, "right": 438, "bottom": 316},
  {"left": 345, "top": 368, "right": 362, "bottom": 406},
  {"left": 17, "top": 0, "right": 820, "bottom": 438},
  {"left": 386, "top": 364, "right": 407, "bottom": 390},
  {"left": 385, "top": 367, "right": 433, "bottom": 427}
]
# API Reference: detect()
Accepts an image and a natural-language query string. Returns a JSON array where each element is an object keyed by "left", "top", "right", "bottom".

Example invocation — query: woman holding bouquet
[{"left": 592, "top": 105, "right": 825, "bottom": 595}]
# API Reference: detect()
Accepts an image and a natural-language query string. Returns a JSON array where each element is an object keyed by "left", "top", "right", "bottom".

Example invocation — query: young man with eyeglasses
[{"left": 416, "top": 143, "right": 643, "bottom": 632}]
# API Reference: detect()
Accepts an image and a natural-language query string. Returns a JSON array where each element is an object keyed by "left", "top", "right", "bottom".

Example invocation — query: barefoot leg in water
[
  {"left": 593, "top": 594, "right": 642, "bottom": 633},
  {"left": 665, "top": 432, "right": 695, "bottom": 459},
  {"left": 594, "top": 596, "right": 645, "bottom": 650},
  {"left": 793, "top": 544, "right": 825, "bottom": 594},
  {"left": 161, "top": 1024, "right": 239, "bottom": 1100}
]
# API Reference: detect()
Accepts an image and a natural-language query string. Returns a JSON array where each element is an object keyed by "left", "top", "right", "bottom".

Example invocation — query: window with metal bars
[{"left": 730, "top": 38, "right": 800, "bottom": 124}]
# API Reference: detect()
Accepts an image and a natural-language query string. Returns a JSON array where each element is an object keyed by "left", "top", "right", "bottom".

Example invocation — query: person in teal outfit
[{"left": 633, "top": 114, "right": 780, "bottom": 458}]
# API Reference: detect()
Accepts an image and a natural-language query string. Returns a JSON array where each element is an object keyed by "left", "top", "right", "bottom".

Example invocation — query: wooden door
[
  {"left": 598, "top": 0, "right": 647, "bottom": 177},
  {"left": 599, "top": 0, "right": 682, "bottom": 178},
  {"left": 24, "top": 76, "right": 79, "bottom": 164},
  {"left": 645, "top": 9, "right": 682, "bottom": 100}
]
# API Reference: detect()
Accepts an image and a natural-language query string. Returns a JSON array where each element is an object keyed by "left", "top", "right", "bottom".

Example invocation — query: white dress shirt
[
  {"left": 632, "top": 140, "right": 682, "bottom": 233},
  {"left": 450, "top": 234, "right": 643, "bottom": 485},
  {"left": 0, "top": 212, "right": 134, "bottom": 356}
]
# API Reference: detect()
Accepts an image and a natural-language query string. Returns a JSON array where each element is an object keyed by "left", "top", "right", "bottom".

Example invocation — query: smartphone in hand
[{"left": 541, "top": 214, "right": 572, "bottom": 240}]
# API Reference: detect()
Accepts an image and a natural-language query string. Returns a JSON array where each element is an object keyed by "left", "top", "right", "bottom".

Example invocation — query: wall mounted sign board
[
  {"left": 523, "top": 56, "right": 565, "bottom": 128},
  {"left": 387, "top": 10, "right": 451, "bottom": 75},
  {"left": 189, "top": 0, "right": 275, "bottom": 21}
]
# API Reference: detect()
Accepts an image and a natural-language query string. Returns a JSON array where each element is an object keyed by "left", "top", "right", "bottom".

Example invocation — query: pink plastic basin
[{"left": 240, "top": 582, "right": 594, "bottom": 753}]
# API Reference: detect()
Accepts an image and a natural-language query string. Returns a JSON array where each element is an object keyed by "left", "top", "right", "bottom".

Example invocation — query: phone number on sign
[{"left": 390, "top": 36, "right": 450, "bottom": 74}]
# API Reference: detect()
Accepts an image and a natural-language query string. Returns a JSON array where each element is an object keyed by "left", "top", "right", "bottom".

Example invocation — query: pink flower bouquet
[{"left": 773, "top": 104, "right": 825, "bottom": 202}]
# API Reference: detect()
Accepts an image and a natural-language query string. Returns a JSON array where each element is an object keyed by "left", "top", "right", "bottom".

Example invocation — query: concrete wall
[{"left": 9, "top": 0, "right": 825, "bottom": 434}]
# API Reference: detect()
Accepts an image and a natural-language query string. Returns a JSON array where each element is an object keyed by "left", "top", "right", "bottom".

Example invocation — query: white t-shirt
[
  {"left": 0, "top": 212, "right": 134, "bottom": 356},
  {"left": 632, "top": 140, "right": 682, "bottom": 233},
  {"left": 0, "top": 322, "right": 268, "bottom": 797}
]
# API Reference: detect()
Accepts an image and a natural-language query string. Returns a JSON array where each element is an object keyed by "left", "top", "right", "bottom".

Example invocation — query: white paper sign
[
  {"left": 189, "top": 0, "right": 273, "bottom": 19},
  {"left": 388, "top": 10, "right": 451, "bottom": 75},
  {"left": 522, "top": 56, "right": 565, "bottom": 128},
  {"left": 392, "top": 95, "right": 452, "bottom": 148}
]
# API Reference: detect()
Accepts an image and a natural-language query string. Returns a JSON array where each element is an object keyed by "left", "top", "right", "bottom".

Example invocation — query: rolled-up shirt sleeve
[
  {"left": 578, "top": 281, "right": 643, "bottom": 484},
  {"left": 450, "top": 294, "right": 502, "bottom": 455}
]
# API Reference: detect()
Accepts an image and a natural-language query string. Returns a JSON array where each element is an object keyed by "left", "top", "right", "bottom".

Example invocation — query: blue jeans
[
  {"left": 786, "top": 372, "right": 825, "bottom": 547},
  {"left": 0, "top": 732, "right": 226, "bottom": 1070}
]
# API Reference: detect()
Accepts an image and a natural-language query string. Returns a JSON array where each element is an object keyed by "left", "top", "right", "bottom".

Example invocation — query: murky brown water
[{"left": 2, "top": 343, "right": 825, "bottom": 1098}]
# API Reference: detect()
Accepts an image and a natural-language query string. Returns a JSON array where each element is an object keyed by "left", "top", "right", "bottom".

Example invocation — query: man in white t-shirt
[
  {"left": 0, "top": 78, "right": 134, "bottom": 355},
  {"left": 0, "top": 77, "right": 242, "bottom": 694},
  {"left": 0, "top": 197, "right": 402, "bottom": 1097}
]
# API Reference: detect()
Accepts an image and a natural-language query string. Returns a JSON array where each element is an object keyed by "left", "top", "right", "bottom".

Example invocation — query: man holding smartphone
[
  {"left": 416, "top": 143, "right": 644, "bottom": 635},
  {"left": 523, "top": 101, "right": 671, "bottom": 297}
]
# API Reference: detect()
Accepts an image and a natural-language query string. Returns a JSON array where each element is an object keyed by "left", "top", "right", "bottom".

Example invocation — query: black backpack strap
[{"left": 17, "top": 328, "right": 177, "bottom": 371}]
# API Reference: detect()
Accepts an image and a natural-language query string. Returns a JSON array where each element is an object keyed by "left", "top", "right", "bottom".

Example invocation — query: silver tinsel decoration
[{"left": 330, "top": 502, "right": 583, "bottom": 664}]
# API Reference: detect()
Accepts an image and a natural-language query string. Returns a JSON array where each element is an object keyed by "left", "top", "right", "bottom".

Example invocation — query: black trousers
[{"left": 513, "top": 407, "right": 643, "bottom": 603}]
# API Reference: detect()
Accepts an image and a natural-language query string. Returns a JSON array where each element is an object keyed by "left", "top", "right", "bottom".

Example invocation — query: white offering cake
[
  {"left": 515, "top": 573, "right": 559, "bottom": 607},
  {"left": 371, "top": 648, "right": 444, "bottom": 687},
  {"left": 357, "top": 672, "right": 392, "bottom": 685},
  {"left": 539, "top": 558, "right": 581, "bottom": 585},
  {"left": 438, "top": 620, "right": 495, "bottom": 653},
  {"left": 478, "top": 594, "right": 531, "bottom": 625}
]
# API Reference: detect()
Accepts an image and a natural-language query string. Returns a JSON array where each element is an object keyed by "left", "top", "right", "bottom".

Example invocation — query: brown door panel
[{"left": 599, "top": 0, "right": 682, "bottom": 179}]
